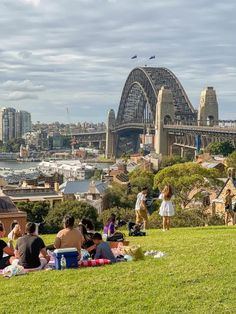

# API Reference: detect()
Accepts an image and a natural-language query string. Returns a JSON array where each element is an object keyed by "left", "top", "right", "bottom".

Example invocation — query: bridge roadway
[
  {"left": 72, "top": 123, "right": 236, "bottom": 138},
  {"left": 163, "top": 124, "right": 236, "bottom": 136},
  {"left": 112, "top": 122, "right": 236, "bottom": 136}
]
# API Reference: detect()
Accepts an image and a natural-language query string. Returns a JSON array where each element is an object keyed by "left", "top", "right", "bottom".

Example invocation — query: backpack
[{"left": 107, "top": 232, "right": 125, "bottom": 242}]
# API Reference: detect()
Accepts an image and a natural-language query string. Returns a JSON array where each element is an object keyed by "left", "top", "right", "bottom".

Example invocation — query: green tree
[
  {"left": 104, "top": 183, "right": 135, "bottom": 209},
  {"left": 16, "top": 201, "right": 50, "bottom": 222},
  {"left": 160, "top": 155, "right": 188, "bottom": 169},
  {"left": 99, "top": 207, "right": 135, "bottom": 226},
  {"left": 91, "top": 169, "right": 103, "bottom": 181},
  {"left": 206, "top": 141, "right": 235, "bottom": 157},
  {"left": 154, "top": 162, "right": 220, "bottom": 208},
  {"left": 226, "top": 151, "right": 236, "bottom": 168},
  {"left": 103, "top": 169, "right": 155, "bottom": 210},
  {"left": 45, "top": 200, "right": 98, "bottom": 233},
  {"left": 129, "top": 169, "right": 154, "bottom": 191}
]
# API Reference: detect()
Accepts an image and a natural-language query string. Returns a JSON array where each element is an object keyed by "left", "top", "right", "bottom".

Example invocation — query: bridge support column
[
  {"left": 198, "top": 87, "right": 219, "bottom": 126},
  {"left": 105, "top": 109, "right": 116, "bottom": 159},
  {"left": 155, "top": 87, "right": 175, "bottom": 156}
]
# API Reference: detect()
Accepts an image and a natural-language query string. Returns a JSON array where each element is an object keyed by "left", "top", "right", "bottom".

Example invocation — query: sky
[{"left": 0, "top": 0, "right": 235, "bottom": 123}]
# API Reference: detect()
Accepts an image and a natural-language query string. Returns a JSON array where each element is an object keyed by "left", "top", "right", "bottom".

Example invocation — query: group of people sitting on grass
[{"left": 0, "top": 214, "right": 116, "bottom": 271}]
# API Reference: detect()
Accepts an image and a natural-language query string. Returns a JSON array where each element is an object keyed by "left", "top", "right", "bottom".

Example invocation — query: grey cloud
[
  {"left": 4, "top": 91, "right": 38, "bottom": 101},
  {"left": 0, "top": 0, "right": 235, "bottom": 122},
  {"left": 2, "top": 80, "right": 45, "bottom": 92}
]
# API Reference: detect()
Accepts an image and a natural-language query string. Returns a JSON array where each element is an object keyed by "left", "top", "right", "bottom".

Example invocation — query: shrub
[
  {"left": 148, "top": 211, "right": 162, "bottom": 228},
  {"left": 147, "top": 207, "right": 224, "bottom": 229},
  {"left": 45, "top": 200, "right": 98, "bottom": 233},
  {"left": 207, "top": 213, "right": 224, "bottom": 226},
  {"left": 99, "top": 207, "right": 136, "bottom": 228}
]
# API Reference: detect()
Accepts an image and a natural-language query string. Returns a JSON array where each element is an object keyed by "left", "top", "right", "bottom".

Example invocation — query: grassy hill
[{"left": 1, "top": 227, "right": 236, "bottom": 314}]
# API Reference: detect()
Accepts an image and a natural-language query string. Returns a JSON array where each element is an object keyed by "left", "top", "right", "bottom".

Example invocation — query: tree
[
  {"left": 91, "top": 169, "right": 103, "bottom": 181},
  {"left": 160, "top": 155, "right": 188, "bottom": 169},
  {"left": 16, "top": 201, "right": 50, "bottom": 223},
  {"left": 103, "top": 169, "right": 155, "bottom": 210},
  {"left": 129, "top": 169, "right": 154, "bottom": 191},
  {"left": 99, "top": 207, "right": 135, "bottom": 225},
  {"left": 226, "top": 151, "right": 236, "bottom": 169},
  {"left": 206, "top": 141, "right": 235, "bottom": 157},
  {"left": 45, "top": 200, "right": 98, "bottom": 233},
  {"left": 154, "top": 162, "right": 221, "bottom": 208}
]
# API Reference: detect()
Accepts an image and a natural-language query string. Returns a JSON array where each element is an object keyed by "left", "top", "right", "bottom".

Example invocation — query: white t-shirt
[{"left": 135, "top": 192, "right": 146, "bottom": 210}]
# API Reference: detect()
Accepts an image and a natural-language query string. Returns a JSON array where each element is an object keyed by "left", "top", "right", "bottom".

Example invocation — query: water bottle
[
  {"left": 60, "top": 255, "right": 66, "bottom": 270},
  {"left": 102, "top": 233, "right": 107, "bottom": 241}
]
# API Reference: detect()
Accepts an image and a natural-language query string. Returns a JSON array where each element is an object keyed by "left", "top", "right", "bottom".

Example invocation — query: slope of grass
[{"left": 1, "top": 227, "right": 236, "bottom": 314}]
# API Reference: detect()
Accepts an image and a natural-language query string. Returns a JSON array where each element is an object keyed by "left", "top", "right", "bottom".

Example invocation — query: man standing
[
  {"left": 14, "top": 222, "right": 50, "bottom": 269},
  {"left": 135, "top": 187, "right": 148, "bottom": 230}
]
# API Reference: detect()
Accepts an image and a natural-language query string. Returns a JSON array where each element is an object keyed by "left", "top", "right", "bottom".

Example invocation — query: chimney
[
  {"left": 227, "top": 167, "right": 236, "bottom": 180},
  {"left": 54, "top": 182, "right": 59, "bottom": 192}
]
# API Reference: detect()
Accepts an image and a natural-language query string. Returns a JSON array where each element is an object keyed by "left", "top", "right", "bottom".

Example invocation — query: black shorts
[{"left": 0, "top": 256, "right": 10, "bottom": 269}]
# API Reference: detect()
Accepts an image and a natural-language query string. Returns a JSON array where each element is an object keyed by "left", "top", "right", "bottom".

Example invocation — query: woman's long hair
[
  {"left": 163, "top": 185, "right": 173, "bottom": 200},
  {"left": 78, "top": 224, "right": 91, "bottom": 242}
]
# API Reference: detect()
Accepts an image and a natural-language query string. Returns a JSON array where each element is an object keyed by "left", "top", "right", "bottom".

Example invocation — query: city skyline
[{"left": 0, "top": 0, "right": 235, "bottom": 123}]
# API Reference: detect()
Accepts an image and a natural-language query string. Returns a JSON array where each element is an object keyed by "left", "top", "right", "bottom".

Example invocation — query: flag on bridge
[
  {"left": 149, "top": 55, "right": 155, "bottom": 59},
  {"left": 131, "top": 55, "right": 137, "bottom": 59}
]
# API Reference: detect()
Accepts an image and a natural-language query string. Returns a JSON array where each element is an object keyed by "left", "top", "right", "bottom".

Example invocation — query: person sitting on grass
[
  {"left": 8, "top": 223, "right": 22, "bottom": 240},
  {"left": 12, "top": 222, "right": 50, "bottom": 270},
  {"left": 81, "top": 218, "right": 95, "bottom": 234},
  {"left": 0, "top": 223, "right": 14, "bottom": 269},
  {"left": 78, "top": 223, "right": 96, "bottom": 257},
  {"left": 92, "top": 232, "right": 116, "bottom": 263},
  {"left": 103, "top": 214, "right": 116, "bottom": 237},
  {"left": 54, "top": 215, "right": 84, "bottom": 254}
]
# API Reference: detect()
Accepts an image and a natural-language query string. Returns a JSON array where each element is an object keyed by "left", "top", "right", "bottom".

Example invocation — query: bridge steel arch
[{"left": 116, "top": 67, "right": 197, "bottom": 126}]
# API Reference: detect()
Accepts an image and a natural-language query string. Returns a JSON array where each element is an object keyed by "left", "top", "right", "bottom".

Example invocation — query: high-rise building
[
  {"left": 0, "top": 107, "right": 32, "bottom": 143},
  {"left": 19, "top": 110, "right": 32, "bottom": 136}
]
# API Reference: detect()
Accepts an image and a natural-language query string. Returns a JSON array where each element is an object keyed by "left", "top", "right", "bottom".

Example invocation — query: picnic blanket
[{"left": 79, "top": 259, "right": 111, "bottom": 267}]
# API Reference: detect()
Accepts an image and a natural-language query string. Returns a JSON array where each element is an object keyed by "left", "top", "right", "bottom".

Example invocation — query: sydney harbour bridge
[{"left": 73, "top": 67, "right": 236, "bottom": 157}]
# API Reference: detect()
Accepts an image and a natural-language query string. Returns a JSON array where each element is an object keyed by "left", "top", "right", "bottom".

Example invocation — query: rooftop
[{"left": 0, "top": 196, "right": 19, "bottom": 214}]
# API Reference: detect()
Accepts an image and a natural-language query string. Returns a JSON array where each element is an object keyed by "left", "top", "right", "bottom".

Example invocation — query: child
[{"left": 92, "top": 233, "right": 116, "bottom": 263}]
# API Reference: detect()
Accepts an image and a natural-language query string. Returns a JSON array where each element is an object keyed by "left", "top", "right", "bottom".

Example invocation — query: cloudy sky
[{"left": 0, "top": 0, "right": 235, "bottom": 123}]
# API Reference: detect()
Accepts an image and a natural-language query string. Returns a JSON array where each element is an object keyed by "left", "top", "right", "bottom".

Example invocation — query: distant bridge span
[{"left": 105, "top": 67, "right": 236, "bottom": 157}]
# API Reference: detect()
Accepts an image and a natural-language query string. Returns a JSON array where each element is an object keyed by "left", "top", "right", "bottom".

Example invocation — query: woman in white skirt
[{"left": 159, "top": 185, "right": 175, "bottom": 231}]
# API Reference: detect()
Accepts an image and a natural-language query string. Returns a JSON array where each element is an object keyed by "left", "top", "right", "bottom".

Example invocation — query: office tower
[{"left": 0, "top": 107, "right": 32, "bottom": 143}]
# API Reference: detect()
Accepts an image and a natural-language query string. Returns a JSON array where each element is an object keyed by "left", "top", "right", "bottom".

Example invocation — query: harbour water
[{"left": 0, "top": 160, "right": 40, "bottom": 170}]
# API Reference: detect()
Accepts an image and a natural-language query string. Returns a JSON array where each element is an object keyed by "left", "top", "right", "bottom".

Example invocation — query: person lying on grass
[
  {"left": 92, "top": 233, "right": 116, "bottom": 263},
  {"left": 0, "top": 223, "right": 14, "bottom": 269},
  {"left": 11, "top": 222, "right": 50, "bottom": 270}
]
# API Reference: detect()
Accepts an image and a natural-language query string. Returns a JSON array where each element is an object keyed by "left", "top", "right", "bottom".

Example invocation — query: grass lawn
[{"left": 1, "top": 226, "right": 236, "bottom": 314}]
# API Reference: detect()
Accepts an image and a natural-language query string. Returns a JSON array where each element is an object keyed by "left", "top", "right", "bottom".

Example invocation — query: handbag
[{"left": 121, "top": 245, "right": 144, "bottom": 261}]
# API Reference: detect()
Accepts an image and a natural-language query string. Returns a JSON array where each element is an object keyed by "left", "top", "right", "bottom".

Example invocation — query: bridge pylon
[
  {"left": 154, "top": 86, "right": 175, "bottom": 156},
  {"left": 198, "top": 87, "right": 219, "bottom": 126},
  {"left": 105, "top": 109, "right": 116, "bottom": 158}
]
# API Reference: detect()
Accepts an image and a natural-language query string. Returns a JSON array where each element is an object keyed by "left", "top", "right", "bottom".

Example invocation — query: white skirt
[{"left": 159, "top": 200, "right": 175, "bottom": 217}]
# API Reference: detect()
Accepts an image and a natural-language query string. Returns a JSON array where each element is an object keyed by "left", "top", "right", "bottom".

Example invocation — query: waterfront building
[
  {"left": 38, "top": 160, "right": 95, "bottom": 180},
  {"left": 23, "top": 130, "right": 48, "bottom": 150}
]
